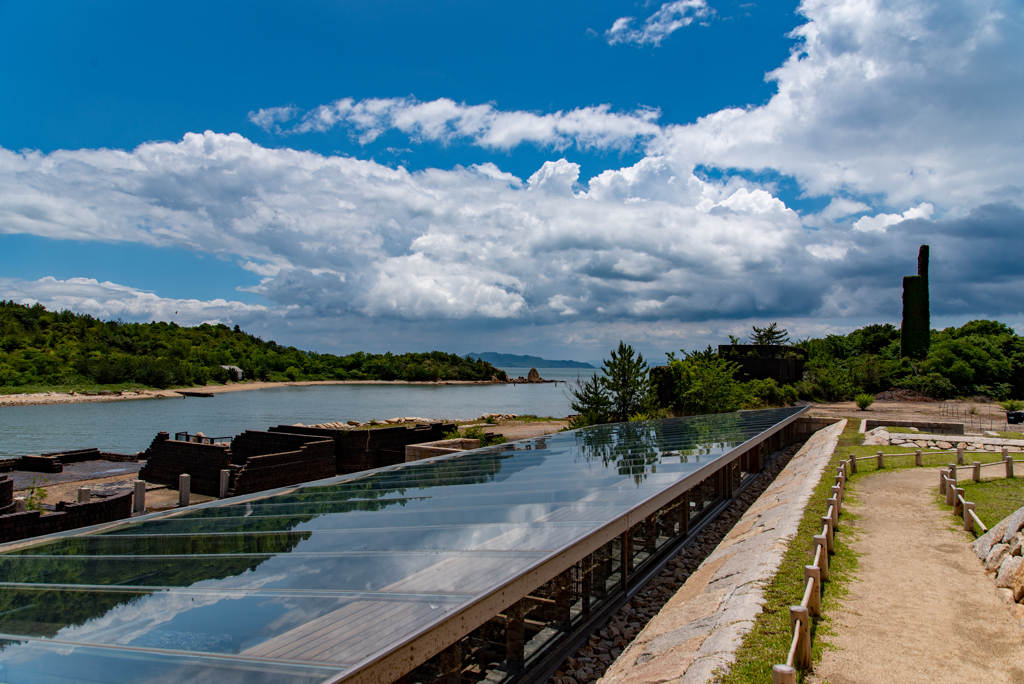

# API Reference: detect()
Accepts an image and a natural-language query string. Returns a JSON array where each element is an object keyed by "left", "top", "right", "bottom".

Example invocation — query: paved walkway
[{"left": 810, "top": 468, "right": 1024, "bottom": 684}]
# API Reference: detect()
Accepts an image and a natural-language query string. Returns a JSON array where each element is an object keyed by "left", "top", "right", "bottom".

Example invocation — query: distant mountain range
[{"left": 467, "top": 353, "right": 596, "bottom": 369}]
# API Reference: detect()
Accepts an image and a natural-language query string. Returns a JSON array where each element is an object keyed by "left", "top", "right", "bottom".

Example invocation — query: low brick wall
[
  {"left": 864, "top": 419, "right": 964, "bottom": 435},
  {"left": 405, "top": 438, "right": 481, "bottom": 462},
  {"left": 0, "top": 491, "right": 133, "bottom": 545}
]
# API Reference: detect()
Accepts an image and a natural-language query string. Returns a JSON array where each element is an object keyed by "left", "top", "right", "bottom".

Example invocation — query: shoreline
[{"left": 0, "top": 378, "right": 519, "bottom": 408}]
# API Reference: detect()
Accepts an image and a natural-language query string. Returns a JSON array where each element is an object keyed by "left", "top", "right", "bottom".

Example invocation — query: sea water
[{"left": 0, "top": 368, "right": 596, "bottom": 458}]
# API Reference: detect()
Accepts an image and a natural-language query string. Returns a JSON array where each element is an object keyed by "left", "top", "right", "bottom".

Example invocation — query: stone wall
[
  {"left": 0, "top": 491, "right": 133, "bottom": 545},
  {"left": 599, "top": 419, "right": 846, "bottom": 684},
  {"left": 863, "top": 419, "right": 963, "bottom": 435},
  {"left": 0, "top": 476, "right": 14, "bottom": 515}
]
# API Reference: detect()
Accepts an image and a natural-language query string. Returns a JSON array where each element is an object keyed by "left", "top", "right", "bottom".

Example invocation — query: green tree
[
  {"left": 601, "top": 341, "right": 651, "bottom": 422},
  {"left": 665, "top": 348, "right": 742, "bottom": 415},
  {"left": 750, "top": 322, "right": 791, "bottom": 346},
  {"left": 568, "top": 373, "right": 613, "bottom": 428}
]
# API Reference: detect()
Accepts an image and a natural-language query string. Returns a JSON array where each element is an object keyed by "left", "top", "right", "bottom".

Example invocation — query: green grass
[
  {"left": 941, "top": 477, "right": 1024, "bottom": 531},
  {"left": 885, "top": 426, "right": 916, "bottom": 433},
  {"left": 997, "top": 431, "right": 1024, "bottom": 440},
  {"left": 719, "top": 420, "right": 862, "bottom": 683}
]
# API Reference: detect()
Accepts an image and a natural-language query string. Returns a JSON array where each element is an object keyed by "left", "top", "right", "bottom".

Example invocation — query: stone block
[
  {"left": 986, "top": 544, "right": 1010, "bottom": 572},
  {"left": 997, "top": 556, "right": 1023, "bottom": 588}
]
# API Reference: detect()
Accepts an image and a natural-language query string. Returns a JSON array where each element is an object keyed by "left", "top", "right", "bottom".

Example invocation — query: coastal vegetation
[{"left": 0, "top": 301, "right": 507, "bottom": 392}]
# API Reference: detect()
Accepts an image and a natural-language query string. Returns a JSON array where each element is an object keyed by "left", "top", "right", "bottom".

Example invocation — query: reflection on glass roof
[{"left": 0, "top": 407, "right": 805, "bottom": 683}]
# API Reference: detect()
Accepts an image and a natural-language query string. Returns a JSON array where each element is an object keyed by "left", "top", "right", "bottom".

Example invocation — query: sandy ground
[
  {"left": 808, "top": 468, "right": 1024, "bottom": 684},
  {"left": 0, "top": 378, "right": 523, "bottom": 408},
  {"left": 810, "top": 399, "right": 1014, "bottom": 425}
]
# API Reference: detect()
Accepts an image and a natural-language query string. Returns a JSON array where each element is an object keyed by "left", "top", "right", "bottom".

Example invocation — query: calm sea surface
[{"left": 0, "top": 367, "right": 595, "bottom": 458}]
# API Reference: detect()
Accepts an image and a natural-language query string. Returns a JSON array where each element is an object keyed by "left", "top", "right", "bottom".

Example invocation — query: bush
[
  {"left": 894, "top": 372, "right": 956, "bottom": 399},
  {"left": 1001, "top": 399, "right": 1024, "bottom": 412},
  {"left": 740, "top": 378, "right": 798, "bottom": 409},
  {"left": 854, "top": 393, "right": 875, "bottom": 410}
]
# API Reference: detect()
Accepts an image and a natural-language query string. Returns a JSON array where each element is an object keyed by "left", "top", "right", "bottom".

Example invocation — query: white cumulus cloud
[{"left": 605, "top": 0, "right": 712, "bottom": 46}]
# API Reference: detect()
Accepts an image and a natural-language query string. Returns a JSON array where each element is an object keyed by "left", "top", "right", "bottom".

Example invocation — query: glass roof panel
[{"left": 0, "top": 407, "right": 805, "bottom": 684}]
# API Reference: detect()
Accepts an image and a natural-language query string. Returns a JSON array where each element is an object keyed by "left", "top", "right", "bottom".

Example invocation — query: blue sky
[{"left": 1, "top": 0, "right": 1022, "bottom": 361}]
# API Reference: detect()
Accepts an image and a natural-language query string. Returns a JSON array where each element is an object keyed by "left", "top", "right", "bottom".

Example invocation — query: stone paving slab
[{"left": 598, "top": 419, "right": 847, "bottom": 684}]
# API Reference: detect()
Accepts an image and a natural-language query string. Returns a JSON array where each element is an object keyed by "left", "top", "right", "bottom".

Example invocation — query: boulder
[
  {"left": 997, "top": 556, "right": 1023, "bottom": 588},
  {"left": 998, "top": 587, "right": 1016, "bottom": 605},
  {"left": 1012, "top": 560, "right": 1024, "bottom": 602},
  {"left": 1011, "top": 532, "right": 1024, "bottom": 557},
  {"left": 1002, "top": 506, "right": 1024, "bottom": 543},
  {"left": 938, "top": 441, "right": 953, "bottom": 449},
  {"left": 527, "top": 368, "right": 541, "bottom": 382},
  {"left": 347, "top": 420, "right": 360, "bottom": 426},
  {"left": 986, "top": 543, "right": 1010, "bottom": 572},
  {"left": 974, "top": 518, "right": 1010, "bottom": 560}
]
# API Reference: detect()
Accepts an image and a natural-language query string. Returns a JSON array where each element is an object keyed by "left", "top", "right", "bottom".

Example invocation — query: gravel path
[{"left": 810, "top": 468, "right": 1024, "bottom": 683}]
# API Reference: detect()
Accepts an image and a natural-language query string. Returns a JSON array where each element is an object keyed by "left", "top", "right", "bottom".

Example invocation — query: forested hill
[
  {"left": 0, "top": 301, "right": 508, "bottom": 390},
  {"left": 468, "top": 352, "right": 595, "bottom": 369}
]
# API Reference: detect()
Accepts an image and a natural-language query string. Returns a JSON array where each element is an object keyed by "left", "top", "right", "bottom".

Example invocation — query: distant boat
[
  {"left": 175, "top": 391, "right": 215, "bottom": 398},
  {"left": 468, "top": 352, "right": 595, "bottom": 369}
]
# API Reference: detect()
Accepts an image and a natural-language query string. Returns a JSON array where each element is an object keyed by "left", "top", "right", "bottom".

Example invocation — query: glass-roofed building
[{"left": 0, "top": 406, "right": 808, "bottom": 684}]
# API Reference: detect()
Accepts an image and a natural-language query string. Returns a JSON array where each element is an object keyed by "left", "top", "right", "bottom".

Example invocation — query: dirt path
[{"left": 810, "top": 468, "right": 1024, "bottom": 684}]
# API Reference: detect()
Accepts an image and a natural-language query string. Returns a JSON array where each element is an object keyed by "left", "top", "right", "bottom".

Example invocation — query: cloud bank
[{"left": 3, "top": 0, "right": 1023, "bottom": 353}]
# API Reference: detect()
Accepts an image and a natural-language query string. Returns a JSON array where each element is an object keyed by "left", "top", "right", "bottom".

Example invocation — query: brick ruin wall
[
  {"left": 0, "top": 477, "right": 14, "bottom": 515},
  {"left": 0, "top": 491, "right": 133, "bottom": 545},
  {"left": 227, "top": 431, "right": 335, "bottom": 496},
  {"left": 270, "top": 423, "right": 456, "bottom": 474},
  {"left": 139, "top": 433, "right": 232, "bottom": 497}
]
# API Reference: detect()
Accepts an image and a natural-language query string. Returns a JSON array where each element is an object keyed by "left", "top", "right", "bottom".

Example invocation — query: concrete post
[
  {"left": 957, "top": 446, "right": 964, "bottom": 465},
  {"left": 133, "top": 480, "right": 146, "bottom": 514},
  {"left": 179, "top": 474, "right": 191, "bottom": 508},
  {"left": 821, "top": 516, "right": 834, "bottom": 553},
  {"left": 877, "top": 451, "right": 884, "bottom": 469},
  {"left": 773, "top": 665, "right": 797, "bottom": 684},
  {"left": 945, "top": 476, "right": 956, "bottom": 506},
  {"left": 13, "top": 497, "right": 26, "bottom": 513},
  {"left": 973, "top": 461, "right": 981, "bottom": 482},
  {"left": 805, "top": 565, "right": 822, "bottom": 616},
  {"left": 949, "top": 464, "right": 958, "bottom": 484},
  {"left": 964, "top": 502, "right": 976, "bottom": 533},
  {"left": 953, "top": 487, "right": 964, "bottom": 517},
  {"left": 939, "top": 468, "right": 947, "bottom": 495},
  {"left": 219, "top": 469, "right": 231, "bottom": 498},
  {"left": 790, "top": 605, "right": 811, "bottom": 669},
  {"left": 814, "top": 535, "right": 830, "bottom": 580},
  {"left": 832, "top": 485, "right": 843, "bottom": 509},
  {"left": 915, "top": 449, "right": 923, "bottom": 467},
  {"left": 1008, "top": 454, "right": 1015, "bottom": 479},
  {"left": 77, "top": 488, "right": 90, "bottom": 503},
  {"left": 849, "top": 455, "right": 858, "bottom": 474}
]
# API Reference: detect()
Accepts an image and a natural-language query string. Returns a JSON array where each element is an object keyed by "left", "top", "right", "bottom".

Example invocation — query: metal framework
[{"left": 0, "top": 406, "right": 806, "bottom": 684}]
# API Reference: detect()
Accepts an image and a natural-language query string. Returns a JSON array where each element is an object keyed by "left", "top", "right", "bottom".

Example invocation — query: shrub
[
  {"left": 740, "top": 378, "right": 798, "bottom": 409},
  {"left": 665, "top": 348, "right": 743, "bottom": 415},
  {"left": 854, "top": 393, "right": 875, "bottom": 410},
  {"left": 1000, "top": 399, "right": 1024, "bottom": 412}
]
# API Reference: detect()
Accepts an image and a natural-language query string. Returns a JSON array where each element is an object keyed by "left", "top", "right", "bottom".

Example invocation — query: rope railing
[
  {"left": 772, "top": 458, "right": 848, "bottom": 683},
  {"left": 938, "top": 446, "right": 1017, "bottom": 535},
  {"left": 771, "top": 443, "right": 1017, "bottom": 681}
]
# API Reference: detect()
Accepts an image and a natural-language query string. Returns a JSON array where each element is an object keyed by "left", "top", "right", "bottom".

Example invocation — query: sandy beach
[{"left": 0, "top": 378, "right": 509, "bottom": 408}]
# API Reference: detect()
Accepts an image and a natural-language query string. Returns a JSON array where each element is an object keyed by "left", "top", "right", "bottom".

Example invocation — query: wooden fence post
[
  {"left": 945, "top": 475, "right": 956, "bottom": 506},
  {"left": 814, "top": 535, "right": 830, "bottom": 580},
  {"left": 964, "top": 502, "right": 976, "bottom": 533},
  {"left": 953, "top": 487, "right": 964, "bottom": 517},
  {"left": 790, "top": 606, "right": 811, "bottom": 669},
  {"left": 828, "top": 494, "right": 840, "bottom": 522},
  {"left": 805, "top": 565, "right": 822, "bottom": 616},
  {"left": 957, "top": 446, "right": 964, "bottom": 465},
  {"left": 915, "top": 449, "right": 923, "bottom": 467},
  {"left": 973, "top": 461, "right": 981, "bottom": 482},
  {"left": 939, "top": 468, "right": 947, "bottom": 495},
  {"left": 849, "top": 454, "right": 858, "bottom": 474},
  {"left": 772, "top": 665, "right": 797, "bottom": 684},
  {"left": 1008, "top": 453, "right": 1016, "bottom": 479},
  {"left": 821, "top": 516, "right": 834, "bottom": 553},
  {"left": 877, "top": 451, "right": 884, "bottom": 469}
]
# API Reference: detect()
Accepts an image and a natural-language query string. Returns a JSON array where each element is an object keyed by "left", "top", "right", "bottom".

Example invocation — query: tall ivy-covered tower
[{"left": 901, "top": 245, "right": 930, "bottom": 358}]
